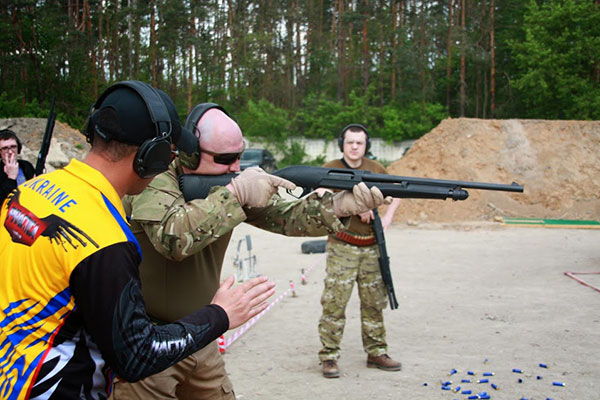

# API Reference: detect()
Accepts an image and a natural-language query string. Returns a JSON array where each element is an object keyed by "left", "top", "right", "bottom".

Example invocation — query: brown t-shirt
[{"left": 324, "top": 157, "right": 388, "bottom": 243}]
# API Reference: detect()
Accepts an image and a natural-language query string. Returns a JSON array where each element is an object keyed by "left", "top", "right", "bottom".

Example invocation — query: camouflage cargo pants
[{"left": 318, "top": 240, "right": 388, "bottom": 361}]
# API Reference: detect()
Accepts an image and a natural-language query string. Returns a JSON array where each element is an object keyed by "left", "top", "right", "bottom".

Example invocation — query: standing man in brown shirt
[{"left": 318, "top": 124, "right": 402, "bottom": 378}]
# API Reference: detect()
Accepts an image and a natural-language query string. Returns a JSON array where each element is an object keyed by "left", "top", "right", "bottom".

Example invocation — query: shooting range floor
[{"left": 221, "top": 222, "right": 599, "bottom": 400}]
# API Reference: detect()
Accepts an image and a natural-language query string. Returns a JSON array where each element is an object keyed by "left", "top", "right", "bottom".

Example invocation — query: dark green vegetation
[{"left": 1, "top": 0, "right": 599, "bottom": 150}]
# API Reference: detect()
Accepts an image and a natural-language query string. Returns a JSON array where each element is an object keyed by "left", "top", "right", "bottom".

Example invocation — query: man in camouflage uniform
[
  {"left": 112, "top": 105, "right": 388, "bottom": 400},
  {"left": 318, "top": 124, "right": 402, "bottom": 378}
]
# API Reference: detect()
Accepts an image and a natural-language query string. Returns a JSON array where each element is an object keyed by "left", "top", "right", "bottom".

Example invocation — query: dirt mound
[{"left": 387, "top": 118, "right": 600, "bottom": 224}]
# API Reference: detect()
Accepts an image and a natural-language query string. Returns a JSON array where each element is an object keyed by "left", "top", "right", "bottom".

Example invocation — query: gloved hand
[
  {"left": 228, "top": 167, "right": 296, "bottom": 208},
  {"left": 332, "top": 182, "right": 392, "bottom": 217}
]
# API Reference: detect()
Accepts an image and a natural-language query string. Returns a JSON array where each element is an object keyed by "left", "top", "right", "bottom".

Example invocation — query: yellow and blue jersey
[{"left": 0, "top": 159, "right": 228, "bottom": 400}]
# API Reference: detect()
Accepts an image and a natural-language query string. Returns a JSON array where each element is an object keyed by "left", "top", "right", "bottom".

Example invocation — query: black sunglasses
[{"left": 200, "top": 148, "right": 243, "bottom": 165}]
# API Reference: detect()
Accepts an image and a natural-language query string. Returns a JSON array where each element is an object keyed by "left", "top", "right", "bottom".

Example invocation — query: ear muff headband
[
  {"left": 180, "top": 103, "right": 229, "bottom": 170},
  {"left": 0, "top": 129, "right": 22, "bottom": 153},
  {"left": 338, "top": 123, "right": 370, "bottom": 152},
  {"left": 85, "top": 80, "right": 174, "bottom": 178}
]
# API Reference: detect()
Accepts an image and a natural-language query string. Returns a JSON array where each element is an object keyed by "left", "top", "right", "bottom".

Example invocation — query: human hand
[
  {"left": 359, "top": 210, "right": 374, "bottom": 223},
  {"left": 227, "top": 167, "right": 296, "bottom": 207},
  {"left": 332, "top": 182, "right": 392, "bottom": 217},
  {"left": 3, "top": 152, "right": 19, "bottom": 180},
  {"left": 211, "top": 275, "right": 276, "bottom": 329}
]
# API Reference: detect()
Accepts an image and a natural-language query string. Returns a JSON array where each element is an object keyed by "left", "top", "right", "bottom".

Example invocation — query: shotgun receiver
[{"left": 178, "top": 165, "right": 524, "bottom": 202}]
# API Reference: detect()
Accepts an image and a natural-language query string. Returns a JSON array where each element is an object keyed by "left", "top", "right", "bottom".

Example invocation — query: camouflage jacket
[{"left": 122, "top": 160, "right": 344, "bottom": 321}]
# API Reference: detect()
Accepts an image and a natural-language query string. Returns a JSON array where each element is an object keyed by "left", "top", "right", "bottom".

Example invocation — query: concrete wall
[{"left": 245, "top": 137, "right": 415, "bottom": 164}]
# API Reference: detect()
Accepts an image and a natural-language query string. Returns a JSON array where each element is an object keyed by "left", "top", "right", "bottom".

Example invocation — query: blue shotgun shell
[
  {"left": 449, "top": 368, "right": 458, "bottom": 375},
  {"left": 467, "top": 370, "right": 476, "bottom": 375},
  {"left": 552, "top": 381, "right": 566, "bottom": 387},
  {"left": 491, "top": 383, "right": 499, "bottom": 390},
  {"left": 462, "top": 389, "right": 472, "bottom": 394},
  {"left": 482, "top": 372, "right": 494, "bottom": 376},
  {"left": 539, "top": 363, "right": 548, "bottom": 368},
  {"left": 512, "top": 368, "right": 523, "bottom": 373},
  {"left": 461, "top": 379, "right": 472, "bottom": 383},
  {"left": 477, "top": 378, "right": 489, "bottom": 383}
]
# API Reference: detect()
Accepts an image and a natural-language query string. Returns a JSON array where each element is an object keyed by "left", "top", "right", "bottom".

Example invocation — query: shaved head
[{"left": 197, "top": 109, "right": 244, "bottom": 153}]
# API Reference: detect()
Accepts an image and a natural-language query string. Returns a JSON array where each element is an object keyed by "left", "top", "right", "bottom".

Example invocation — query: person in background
[
  {"left": 318, "top": 124, "right": 402, "bottom": 378},
  {"left": 0, "top": 128, "right": 35, "bottom": 203},
  {"left": 0, "top": 82, "right": 275, "bottom": 399},
  {"left": 113, "top": 103, "right": 389, "bottom": 399}
]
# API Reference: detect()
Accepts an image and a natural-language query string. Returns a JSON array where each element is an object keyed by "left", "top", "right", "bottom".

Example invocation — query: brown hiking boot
[
  {"left": 322, "top": 359, "right": 340, "bottom": 378},
  {"left": 366, "top": 354, "right": 402, "bottom": 371}
]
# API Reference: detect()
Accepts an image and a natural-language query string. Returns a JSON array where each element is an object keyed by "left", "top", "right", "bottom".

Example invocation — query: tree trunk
[
  {"left": 391, "top": 1, "right": 398, "bottom": 101},
  {"left": 459, "top": 0, "right": 466, "bottom": 117},
  {"left": 446, "top": 0, "right": 453, "bottom": 113},
  {"left": 150, "top": 0, "right": 157, "bottom": 86},
  {"left": 361, "top": 0, "right": 369, "bottom": 93},
  {"left": 490, "top": 0, "right": 495, "bottom": 118}
]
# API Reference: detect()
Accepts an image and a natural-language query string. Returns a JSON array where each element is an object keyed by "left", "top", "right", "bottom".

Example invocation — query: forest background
[{"left": 1, "top": 0, "right": 599, "bottom": 166}]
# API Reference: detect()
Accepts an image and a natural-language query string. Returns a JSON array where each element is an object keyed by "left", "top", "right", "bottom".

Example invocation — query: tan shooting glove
[
  {"left": 332, "top": 182, "right": 392, "bottom": 217},
  {"left": 229, "top": 167, "right": 296, "bottom": 208}
]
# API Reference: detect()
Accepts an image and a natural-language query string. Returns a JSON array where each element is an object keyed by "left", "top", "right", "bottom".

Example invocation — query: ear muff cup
[
  {"left": 338, "top": 123, "right": 370, "bottom": 152},
  {"left": 133, "top": 135, "right": 173, "bottom": 178},
  {"left": 84, "top": 80, "right": 174, "bottom": 178},
  {"left": 180, "top": 103, "right": 229, "bottom": 170}
]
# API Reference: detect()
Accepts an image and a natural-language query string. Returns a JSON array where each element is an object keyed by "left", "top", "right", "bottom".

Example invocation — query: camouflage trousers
[{"left": 318, "top": 240, "right": 389, "bottom": 361}]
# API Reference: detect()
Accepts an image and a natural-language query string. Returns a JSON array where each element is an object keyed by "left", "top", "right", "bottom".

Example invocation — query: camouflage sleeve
[
  {"left": 129, "top": 184, "right": 246, "bottom": 261},
  {"left": 244, "top": 190, "right": 345, "bottom": 236}
]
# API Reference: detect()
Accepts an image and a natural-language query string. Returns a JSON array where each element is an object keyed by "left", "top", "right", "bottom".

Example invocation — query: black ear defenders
[
  {"left": 338, "top": 123, "right": 370, "bottom": 152},
  {"left": 0, "top": 129, "right": 22, "bottom": 154},
  {"left": 180, "top": 103, "right": 229, "bottom": 169},
  {"left": 84, "top": 80, "right": 174, "bottom": 179}
]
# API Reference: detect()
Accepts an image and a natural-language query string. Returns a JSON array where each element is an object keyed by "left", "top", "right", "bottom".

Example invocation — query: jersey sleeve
[{"left": 69, "top": 242, "right": 229, "bottom": 382}]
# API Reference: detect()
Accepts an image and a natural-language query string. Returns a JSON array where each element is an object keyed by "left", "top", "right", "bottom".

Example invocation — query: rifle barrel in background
[{"left": 35, "top": 96, "right": 56, "bottom": 176}]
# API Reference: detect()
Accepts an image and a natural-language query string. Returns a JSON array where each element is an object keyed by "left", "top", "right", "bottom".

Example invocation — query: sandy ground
[{"left": 219, "top": 222, "right": 599, "bottom": 400}]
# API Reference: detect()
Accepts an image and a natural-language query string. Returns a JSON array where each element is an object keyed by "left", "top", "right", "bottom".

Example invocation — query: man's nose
[{"left": 229, "top": 160, "right": 241, "bottom": 173}]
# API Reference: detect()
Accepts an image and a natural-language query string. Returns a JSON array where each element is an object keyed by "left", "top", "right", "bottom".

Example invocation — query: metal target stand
[{"left": 233, "top": 234, "right": 258, "bottom": 282}]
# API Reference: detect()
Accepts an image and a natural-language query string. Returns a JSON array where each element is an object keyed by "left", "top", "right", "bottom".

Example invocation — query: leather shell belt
[{"left": 335, "top": 231, "right": 376, "bottom": 246}]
